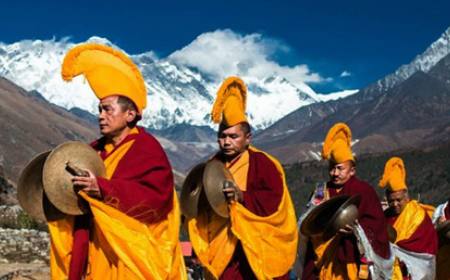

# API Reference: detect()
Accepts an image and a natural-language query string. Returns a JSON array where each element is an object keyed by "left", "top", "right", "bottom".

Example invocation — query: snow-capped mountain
[
  {"left": 254, "top": 26, "right": 450, "bottom": 165},
  {"left": 0, "top": 36, "right": 349, "bottom": 130},
  {"left": 316, "top": 89, "right": 358, "bottom": 102},
  {"left": 366, "top": 26, "right": 450, "bottom": 96}
]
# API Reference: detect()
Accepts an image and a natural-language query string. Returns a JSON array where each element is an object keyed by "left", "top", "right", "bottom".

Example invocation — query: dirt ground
[{"left": 0, "top": 263, "right": 49, "bottom": 280}]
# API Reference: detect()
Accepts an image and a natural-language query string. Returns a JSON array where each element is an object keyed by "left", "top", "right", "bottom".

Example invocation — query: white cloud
[
  {"left": 340, "top": 70, "right": 352, "bottom": 77},
  {"left": 168, "top": 29, "right": 326, "bottom": 84}
]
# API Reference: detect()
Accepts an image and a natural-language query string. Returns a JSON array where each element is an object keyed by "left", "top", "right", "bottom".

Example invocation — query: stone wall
[{"left": 0, "top": 228, "right": 49, "bottom": 264}]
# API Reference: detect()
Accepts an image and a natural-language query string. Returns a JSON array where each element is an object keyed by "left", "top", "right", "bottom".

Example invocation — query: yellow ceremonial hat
[
  {"left": 321, "top": 122, "right": 355, "bottom": 163},
  {"left": 379, "top": 157, "right": 407, "bottom": 192},
  {"left": 61, "top": 43, "right": 147, "bottom": 114},
  {"left": 211, "top": 76, "right": 247, "bottom": 127}
]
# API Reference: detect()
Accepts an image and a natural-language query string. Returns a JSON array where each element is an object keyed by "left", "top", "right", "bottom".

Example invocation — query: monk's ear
[
  {"left": 126, "top": 109, "right": 137, "bottom": 123},
  {"left": 245, "top": 132, "right": 252, "bottom": 146},
  {"left": 349, "top": 164, "right": 356, "bottom": 176}
]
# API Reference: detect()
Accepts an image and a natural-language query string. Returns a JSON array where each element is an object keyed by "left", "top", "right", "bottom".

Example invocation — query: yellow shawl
[
  {"left": 188, "top": 147, "right": 298, "bottom": 279},
  {"left": 49, "top": 135, "right": 186, "bottom": 279}
]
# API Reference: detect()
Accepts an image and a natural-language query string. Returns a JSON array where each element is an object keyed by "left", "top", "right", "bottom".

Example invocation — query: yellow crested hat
[
  {"left": 61, "top": 43, "right": 147, "bottom": 114},
  {"left": 211, "top": 76, "right": 247, "bottom": 127},
  {"left": 379, "top": 157, "right": 407, "bottom": 192},
  {"left": 321, "top": 122, "right": 355, "bottom": 163}
]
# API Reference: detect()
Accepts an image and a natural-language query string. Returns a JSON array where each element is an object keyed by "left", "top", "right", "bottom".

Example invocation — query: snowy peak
[
  {"left": 0, "top": 36, "right": 322, "bottom": 130},
  {"left": 316, "top": 89, "right": 359, "bottom": 102},
  {"left": 371, "top": 27, "right": 450, "bottom": 94}
]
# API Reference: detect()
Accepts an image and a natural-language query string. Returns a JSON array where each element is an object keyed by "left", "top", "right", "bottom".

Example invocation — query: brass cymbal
[
  {"left": 203, "top": 159, "right": 234, "bottom": 218},
  {"left": 180, "top": 162, "right": 206, "bottom": 219},
  {"left": 17, "top": 151, "right": 65, "bottom": 222},
  {"left": 42, "top": 141, "right": 106, "bottom": 215},
  {"left": 301, "top": 194, "right": 361, "bottom": 240}
]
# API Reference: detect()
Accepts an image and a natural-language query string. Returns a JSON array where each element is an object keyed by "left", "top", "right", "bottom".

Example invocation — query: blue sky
[{"left": 1, "top": 0, "right": 449, "bottom": 92}]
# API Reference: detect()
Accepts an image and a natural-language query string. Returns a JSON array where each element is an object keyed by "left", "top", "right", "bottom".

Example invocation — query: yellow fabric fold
[
  {"left": 308, "top": 188, "right": 359, "bottom": 280},
  {"left": 188, "top": 147, "right": 298, "bottom": 279},
  {"left": 81, "top": 192, "right": 186, "bottom": 280},
  {"left": 419, "top": 203, "right": 435, "bottom": 219},
  {"left": 393, "top": 200, "right": 425, "bottom": 243},
  {"left": 390, "top": 200, "right": 427, "bottom": 280},
  {"left": 188, "top": 213, "right": 238, "bottom": 278},
  {"left": 391, "top": 258, "right": 404, "bottom": 280},
  {"left": 185, "top": 149, "right": 249, "bottom": 278},
  {"left": 82, "top": 132, "right": 186, "bottom": 279},
  {"left": 310, "top": 234, "right": 358, "bottom": 279},
  {"left": 102, "top": 130, "right": 138, "bottom": 179},
  {"left": 226, "top": 150, "right": 249, "bottom": 191},
  {"left": 49, "top": 216, "right": 74, "bottom": 279},
  {"left": 49, "top": 128, "right": 185, "bottom": 279},
  {"left": 229, "top": 147, "right": 298, "bottom": 279}
]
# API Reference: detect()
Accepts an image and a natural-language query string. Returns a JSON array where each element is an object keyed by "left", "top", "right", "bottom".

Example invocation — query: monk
[
  {"left": 187, "top": 77, "right": 298, "bottom": 279},
  {"left": 301, "top": 123, "right": 392, "bottom": 279},
  {"left": 48, "top": 43, "right": 186, "bottom": 279},
  {"left": 380, "top": 157, "right": 438, "bottom": 279},
  {"left": 433, "top": 198, "right": 450, "bottom": 280}
]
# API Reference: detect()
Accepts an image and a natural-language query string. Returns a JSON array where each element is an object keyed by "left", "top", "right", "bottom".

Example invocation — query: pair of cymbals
[
  {"left": 17, "top": 141, "right": 106, "bottom": 222},
  {"left": 301, "top": 195, "right": 361, "bottom": 241},
  {"left": 180, "top": 159, "right": 234, "bottom": 219}
]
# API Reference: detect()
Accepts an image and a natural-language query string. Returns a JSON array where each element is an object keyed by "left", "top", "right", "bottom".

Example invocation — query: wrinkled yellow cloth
[
  {"left": 390, "top": 200, "right": 427, "bottom": 280},
  {"left": 308, "top": 186, "right": 359, "bottom": 280},
  {"left": 49, "top": 131, "right": 185, "bottom": 279},
  {"left": 82, "top": 192, "right": 186, "bottom": 280},
  {"left": 188, "top": 212, "right": 238, "bottom": 278},
  {"left": 230, "top": 147, "right": 298, "bottom": 279},
  {"left": 310, "top": 233, "right": 359, "bottom": 279},
  {"left": 393, "top": 200, "right": 425, "bottom": 243},
  {"left": 419, "top": 203, "right": 435, "bottom": 219},
  {"left": 189, "top": 147, "right": 298, "bottom": 279},
  {"left": 225, "top": 150, "right": 249, "bottom": 191},
  {"left": 49, "top": 216, "right": 75, "bottom": 279}
]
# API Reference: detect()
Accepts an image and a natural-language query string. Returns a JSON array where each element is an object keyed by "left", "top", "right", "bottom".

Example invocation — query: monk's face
[
  {"left": 328, "top": 160, "right": 355, "bottom": 186},
  {"left": 218, "top": 124, "right": 251, "bottom": 161},
  {"left": 386, "top": 190, "right": 409, "bottom": 215},
  {"left": 98, "top": 96, "right": 135, "bottom": 138}
]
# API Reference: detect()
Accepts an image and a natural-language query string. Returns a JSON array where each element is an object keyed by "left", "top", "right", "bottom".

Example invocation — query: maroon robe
[
  {"left": 217, "top": 149, "right": 288, "bottom": 280},
  {"left": 68, "top": 127, "right": 174, "bottom": 280},
  {"left": 302, "top": 176, "right": 391, "bottom": 280},
  {"left": 385, "top": 206, "right": 438, "bottom": 255}
]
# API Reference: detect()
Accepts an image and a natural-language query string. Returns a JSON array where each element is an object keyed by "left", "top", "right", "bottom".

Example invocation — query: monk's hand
[
  {"left": 223, "top": 180, "right": 243, "bottom": 203},
  {"left": 338, "top": 223, "right": 355, "bottom": 235},
  {"left": 71, "top": 170, "right": 101, "bottom": 199}
]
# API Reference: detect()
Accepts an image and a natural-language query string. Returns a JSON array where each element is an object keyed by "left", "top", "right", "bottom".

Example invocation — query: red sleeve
[
  {"left": 396, "top": 214, "right": 438, "bottom": 255},
  {"left": 97, "top": 132, "right": 174, "bottom": 224},
  {"left": 69, "top": 215, "right": 90, "bottom": 280},
  {"left": 355, "top": 181, "right": 391, "bottom": 259},
  {"left": 243, "top": 151, "right": 284, "bottom": 217}
]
